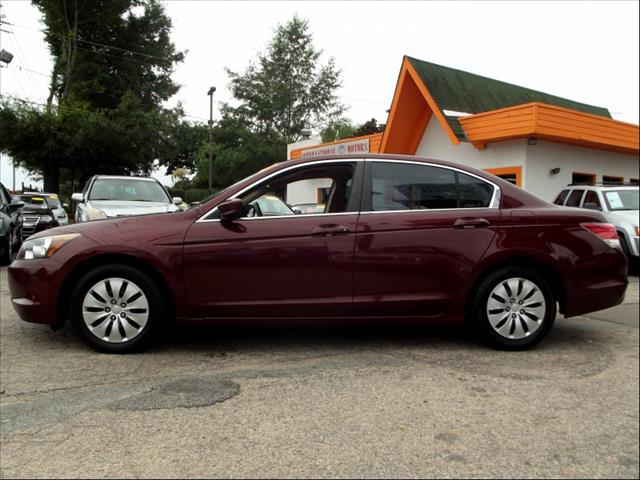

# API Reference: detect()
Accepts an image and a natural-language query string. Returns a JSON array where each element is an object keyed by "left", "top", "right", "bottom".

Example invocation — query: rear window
[
  {"left": 565, "top": 190, "right": 584, "bottom": 207},
  {"left": 553, "top": 190, "right": 570, "bottom": 205}
]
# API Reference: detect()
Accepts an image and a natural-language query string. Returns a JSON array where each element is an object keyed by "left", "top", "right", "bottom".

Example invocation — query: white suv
[{"left": 553, "top": 184, "right": 639, "bottom": 260}]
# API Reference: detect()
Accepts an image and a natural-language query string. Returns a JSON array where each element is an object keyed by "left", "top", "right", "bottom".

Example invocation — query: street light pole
[{"left": 207, "top": 86, "right": 216, "bottom": 194}]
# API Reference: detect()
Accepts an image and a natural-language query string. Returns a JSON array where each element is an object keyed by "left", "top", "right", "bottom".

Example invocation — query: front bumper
[{"left": 8, "top": 257, "right": 66, "bottom": 326}]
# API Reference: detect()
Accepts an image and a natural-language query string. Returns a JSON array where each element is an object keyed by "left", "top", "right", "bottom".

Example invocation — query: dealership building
[{"left": 287, "top": 56, "right": 639, "bottom": 203}]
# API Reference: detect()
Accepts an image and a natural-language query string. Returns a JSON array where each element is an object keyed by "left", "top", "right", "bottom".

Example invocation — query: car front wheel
[
  {"left": 71, "top": 264, "right": 164, "bottom": 353},
  {"left": 472, "top": 267, "right": 556, "bottom": 350}
]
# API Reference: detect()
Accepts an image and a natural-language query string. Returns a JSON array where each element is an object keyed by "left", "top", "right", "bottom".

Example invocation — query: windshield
[
  {"left": 252, "top": 195, "right": 294, "bottom": 216},
  {"left": 89, "top": 178, "right": 170, "bottom": 203},
  {"left": 19, "top": 195, "right": 50, "bottom": 210},
  {"left": 603, "top": 189, "right": 639, "bottom": 211},
  {"left": 45, "top": 195, "right": 62, "bottom": 208}
]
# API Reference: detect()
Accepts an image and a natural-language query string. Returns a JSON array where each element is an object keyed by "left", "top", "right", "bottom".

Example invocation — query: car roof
[
  {"left": 93, "top": 175, "right": 158, "bottom": 182},
  {"left": 566, "top": 185, "right": 638, "bottom": 190}
]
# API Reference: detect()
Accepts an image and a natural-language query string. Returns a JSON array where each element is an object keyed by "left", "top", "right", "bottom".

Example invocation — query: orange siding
[
  {"left": 380, "top": 57, "right": 459, "bottom": 154},
  {"left": 484, "top": 166, "right": 522, "bottom": 187},
  {"left": 459, "top": 102, "right": 639, "bottom": 155},
  {"left": 290, "top": 132, "right": 383, "bottom": 160}
]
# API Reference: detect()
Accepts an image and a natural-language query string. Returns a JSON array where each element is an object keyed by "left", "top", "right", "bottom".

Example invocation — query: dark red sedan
[{"left": 8, "top": 155, "right": 628, "bottom": 353}]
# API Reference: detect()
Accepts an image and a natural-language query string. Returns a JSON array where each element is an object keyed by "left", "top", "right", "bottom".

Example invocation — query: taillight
[{"left": 580, "top": 223, "right": 621, "bottom": 249}]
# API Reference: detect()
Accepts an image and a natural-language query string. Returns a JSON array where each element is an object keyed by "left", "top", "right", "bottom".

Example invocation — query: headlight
[
  {"left": 18, "top": 233, "right": 81, "bottom": 260},
  {"left": 39, "top": 215, "right": 54, "bottom": 223},
  {"left": 85, "top": 207, "right": 107, "bottom": 221}
]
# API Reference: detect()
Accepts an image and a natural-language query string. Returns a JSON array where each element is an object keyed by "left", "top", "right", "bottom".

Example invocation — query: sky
[{"left": 1, "top": 0, "right": 638, "bottom": 189}]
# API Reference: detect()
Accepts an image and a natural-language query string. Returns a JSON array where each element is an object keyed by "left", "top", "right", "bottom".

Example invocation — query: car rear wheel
[
  {"left": 472, "top": 267, "right": 556, "bottom": 350},
  {"left": 71, "top": 264, "right": 164, "bottom": 353},
  {"left": 0, "top": 233, "right": 11, "bottom": 265}
]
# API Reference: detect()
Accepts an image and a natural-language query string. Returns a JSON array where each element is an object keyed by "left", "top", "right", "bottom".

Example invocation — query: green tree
[
  {"left": 192, "top": 114, "right": 286, "bottom": 190},
  {"left": 320, "top": 118, "right": 356, "bottom": 143},
  {"left": 353, "top": 118, "right": 385, "bottom": 137},
  {"left": 225, "top": 15, "right": 343, "bottom": 143},
  {"left": 0, "top": 0, "right": 193, "bottom": 193}
]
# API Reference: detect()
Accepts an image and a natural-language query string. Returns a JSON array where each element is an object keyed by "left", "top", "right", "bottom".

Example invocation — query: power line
[
  {"left": 2, "top": 14, "right": 48, "bottom": 100},
  {"left": 5, "top": 20, "right": 227, "bottom": 78}
]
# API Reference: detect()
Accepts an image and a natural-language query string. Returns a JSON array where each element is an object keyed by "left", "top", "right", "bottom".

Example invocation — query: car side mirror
[
  {"left": 71, "top": 193, "right": 84, "bottom": 202},
  {"left": 217, "top": 198, "right": 244, "bottom": 221},
  {"left": 292, "top": 207, "right": 302, "bottom": 215},
  {"left": 583, "top": 202, "right": 602, "bottom": 211},
  {"left": 8, "top": 200, "right": 24, "bottom": 212},
  {"left": 172, "top": 197, "right": 183, "bottom": 206},
  {"left": 62, "top": 203, "right": 69, "bottom": 209}
]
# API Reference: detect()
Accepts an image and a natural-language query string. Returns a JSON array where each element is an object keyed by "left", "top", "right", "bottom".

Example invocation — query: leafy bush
[{"left": 184, "top": 189, "right": 210, "bottom": 203}]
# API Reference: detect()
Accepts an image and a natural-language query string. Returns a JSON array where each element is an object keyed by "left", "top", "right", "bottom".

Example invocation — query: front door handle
[
  {"left": 311, "top": 224, "right": 351, "bottom": 236},
  {"left": 454, "top": 217, "right": 490, "bottom": 229}
]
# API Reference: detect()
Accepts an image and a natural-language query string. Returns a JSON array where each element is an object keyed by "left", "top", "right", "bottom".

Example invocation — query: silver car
[
  {"left": 554, "top": 184, "right": 639, "bottom": 259},
  {"left": 72, "top": 175, "right": 182, "bottom": 222}
]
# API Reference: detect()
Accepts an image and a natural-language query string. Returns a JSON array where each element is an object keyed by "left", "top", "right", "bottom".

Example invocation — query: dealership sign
[{"left": 301, "top": 138, "right": 370, "bottom": 158}]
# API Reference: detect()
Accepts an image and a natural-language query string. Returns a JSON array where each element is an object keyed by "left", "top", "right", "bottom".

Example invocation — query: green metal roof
[{"left": 406, "top": 56, "right": 612, "bottom": 140}]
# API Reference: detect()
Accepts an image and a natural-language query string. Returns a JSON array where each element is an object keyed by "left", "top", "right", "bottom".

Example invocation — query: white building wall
[
  {"left": 415, "top": 118, "right": 529, "bottom": 187},
  {"left": 287, "top": 137, "right": 321, "bottom": 160},
  {"left": 414, "top": 118, "right": 639, "bottom": 202},
  {"left": 286, "top": 178, "right": 333, "bottom": 205},
  {"left": 525, "top": 140, "right": 639, "bottom": 202}
]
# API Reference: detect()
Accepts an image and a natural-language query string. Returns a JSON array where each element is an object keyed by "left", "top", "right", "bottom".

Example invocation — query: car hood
[
  {"left": 607, "top": 210, "right": 640, "bottom": 228},
  {"left": 21, "top": 207, "right": 53, "bottom": 215},
  {"left": 89, "top": 200, "right": 179, "bottom": 217}
]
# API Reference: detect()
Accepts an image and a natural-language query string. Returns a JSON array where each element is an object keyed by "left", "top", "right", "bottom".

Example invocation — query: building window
[
  {"left": 484, "top": 166, "right": 522, "bottom": 187},
  {"left": 572, "top": 172, "right": 595, "bottom": 185},
  {"left": 631, "top": 178, "right": 639, "bottom": 185},
  {"left": 603, "top": 175, "right": 624, "bottom": 185}
]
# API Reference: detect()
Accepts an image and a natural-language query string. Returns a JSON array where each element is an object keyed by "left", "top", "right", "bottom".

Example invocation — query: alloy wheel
[
  {"left": 82, "top": 277, "right": 149, "bottom": 343},
  {"left": 486, "top": 277, "right": 546, "bottom": 339}
]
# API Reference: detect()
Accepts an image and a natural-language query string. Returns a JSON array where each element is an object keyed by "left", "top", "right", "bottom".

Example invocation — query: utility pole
[{"left": 207, "top": 86, "right": 216, "bottom": 194}]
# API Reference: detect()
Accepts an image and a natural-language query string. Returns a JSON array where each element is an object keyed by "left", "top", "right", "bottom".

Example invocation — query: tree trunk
[{"left": 43, "top": 159, "right": 60, "bottom": 194}]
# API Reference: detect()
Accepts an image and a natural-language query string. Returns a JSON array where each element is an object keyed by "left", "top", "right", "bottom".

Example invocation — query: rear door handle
[
  {"left": 454, "top": 217, "right": 490, "bottom": 229},
  {"left": 311, "top": 224, "right": 351, "bottom": 236}
]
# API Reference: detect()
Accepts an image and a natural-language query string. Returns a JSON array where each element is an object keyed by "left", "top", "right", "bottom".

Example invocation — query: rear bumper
[
  {"left": 563, "top": 249, "right": 628, "bottom": 317},
  {"left": 8, "top": 257, "right": 66, "bottom": 326}
]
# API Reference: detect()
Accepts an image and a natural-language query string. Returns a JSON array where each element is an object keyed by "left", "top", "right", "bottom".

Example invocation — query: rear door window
[
  {"left": 371, "top": 162, "right": 457, "bottom": 210},
  {"left": 368, "top": 162, "right": 495, "bottom": 211},
  {"left": 553, "top": 189, "right": 570, "bottom": 205},
  {"left": 565, "top": 189, "right": 584, "bottom": 207},
  {"left": 582, "top": 191, "right": 601, "bottom": 209}
]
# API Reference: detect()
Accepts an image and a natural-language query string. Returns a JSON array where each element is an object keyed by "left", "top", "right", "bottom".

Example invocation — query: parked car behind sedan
[
  {"left": 18, "top": 193, "right": 62, "bottom": 241},
  {"left": 0, "top": 182, "right": 23, "bottom": 265},
  {"left": 553, "top": 184, "right": 639, "bottom": 260},
  {"left": 20, "top": 192, "right": 68, "bottom": 226},
  {"left": 72, "top": 175, "right": 182, "bottom": 222},
  {"left": 8, "top": 154, "right": 628, "bottom": 353}
]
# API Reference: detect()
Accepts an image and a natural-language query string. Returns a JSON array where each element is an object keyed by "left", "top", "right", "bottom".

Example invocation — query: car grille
[{"left": 22, "top": 217, "right": 40, "bottom": 239}]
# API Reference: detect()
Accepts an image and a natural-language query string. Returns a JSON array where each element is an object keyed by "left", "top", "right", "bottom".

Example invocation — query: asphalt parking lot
[{"left": 0, "top": 268, "right": 638, "bottom": 479}]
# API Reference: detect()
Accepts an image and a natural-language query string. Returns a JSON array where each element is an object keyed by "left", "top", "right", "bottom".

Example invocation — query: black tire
[
  {"left": 70, "top": 264, "right": 165, "bottom": 353},
  {"left": 1, "top": 231, "right": 12, "bottom": 265},
  {"left": 471, "top": 266, "right": 556, "bottom": 350},
  {"left": 619, "top": 234, "right": 630, "bottom": 259},
  {"left": 12, "top": 226, "right": 22, "bottom": 252}
]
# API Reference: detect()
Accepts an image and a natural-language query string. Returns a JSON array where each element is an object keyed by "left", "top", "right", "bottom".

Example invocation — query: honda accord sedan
[{"left": 8, "top": 155, "right": 628, "bottom": 353}]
